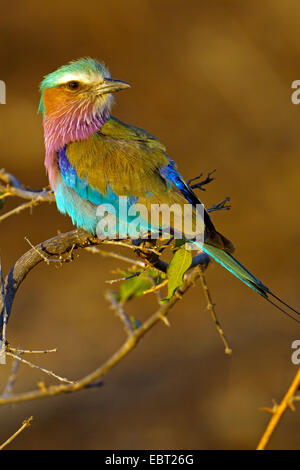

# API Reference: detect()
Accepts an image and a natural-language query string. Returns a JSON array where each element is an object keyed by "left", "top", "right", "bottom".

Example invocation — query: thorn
[
  {"left": 288, "top": 399, "right": 296, "bottom": 412},
  {"left": 23, "top": 416, "right": 33, "bottom": 426},
  {"left": 159, "top": 314, "right": 171, "bottom": 327},
  {"left": 175, "top": 291, "right": 183, "bottom": 300},
  {"left": 37, "top": 381, "right": 47, "bottom": 392},
  {"left": 272, "top": 399, "right": 279, "bottom": 409},
  {"left": 259, "top": 407, "right": 277, "bottom": 415},
  {"left": 225, "top": 347, "right": 232, "bottom": 355}
]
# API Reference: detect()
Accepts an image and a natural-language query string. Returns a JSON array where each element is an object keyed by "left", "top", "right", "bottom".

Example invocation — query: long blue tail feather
[{"left": 193, "top": 241, "right": 300, "bottom": 323}]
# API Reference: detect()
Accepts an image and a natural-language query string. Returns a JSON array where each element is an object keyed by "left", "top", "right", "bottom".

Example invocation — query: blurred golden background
[{"left": 0, "top": 0, "right": 300, "bottom": 450}]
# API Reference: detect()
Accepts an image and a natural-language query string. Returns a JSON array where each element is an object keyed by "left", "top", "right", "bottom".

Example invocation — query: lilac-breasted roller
[{"left": 39, "top": 57, "right": 298, "bottom": 320}]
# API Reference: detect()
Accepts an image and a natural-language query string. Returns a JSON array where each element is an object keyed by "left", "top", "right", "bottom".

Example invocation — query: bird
[{"left": 39, "top": 57, "right": 298, "bottom": 321}]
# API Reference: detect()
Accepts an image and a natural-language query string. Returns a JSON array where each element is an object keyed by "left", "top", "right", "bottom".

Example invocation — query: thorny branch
[
  {"left": 0, "top": 169, "right": 54, "bottom": 223},
  {"left": 0, "top": 267, "right": 203, "bottom": 406},
  {"left": 0, "top": 168, "right": 233, "bottom": 447},
  {"left": 1, "top": 168, "right": 297, "bottom": 450},
  {"left": 0, "top": 169, "right": 53, "bottom": 202},
  {"left": 257, "top": 367, "right": 300, "bottom": 450},
  {"left": 0, "top": 169, "right": 230, "bottom": 400},
  {"left": 0, "top": 167, "right": 298, "bottom": 450},
  {"left": 0, "top": 416, "right": 33, "bottom": 450},
  {"left": 198, "top": 267, "right": 232, "bottom": 355}
]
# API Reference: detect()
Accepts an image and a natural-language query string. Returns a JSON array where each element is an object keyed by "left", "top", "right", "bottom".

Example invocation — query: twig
[
  {"left": 85, "top": 246, "right": 145, "bottom": 267},
  {"left": 0, "top": 192, "right": 12, "bottom": 200},
  {"left": 102, "top": 239, "right": 159, "bottom": 254},
  {"left": 0, "top": 170, "right": 228, "bottom": 414},
  {"left": 257, "top": 367, "right": 300, "bottom": 450},
  {"left": 7, "top": 346, "right": 57, "bottom": 355},
  {"left": 0, "top": 268, "right": 201, "bottom": 406},
  {"left": 0, "top": 169, "right": 54, "bottom": 202},
  {"left": 0, "top": 200, "right": 42, "bottom": 224},
  {"left": 105, "top": 292, "right": 134, "bottom": 336},
  {"left": 24, "top": 236, "right": 52, "bottom": 265},
  {"left": 0, "top": 225, "right": 210, "bottom": 407},
  {"left": 0, "top": 416, "right": 33, "bottom": 450},
  {"left": 105, "top": 271, "right": 142, "bottom": 285},
  {"left": 198, "top": 266, "right": 232, "bottom": 355},
  {"left": 0, "top": 229, "right": 93, "bottom": 332},
  {"left": 0, "top": 229, "right": 209, "bottom": 332},
  {"left": 2, "top": 357, "right": 20, "bottom": 398},
  {"left": 143, "top": 279, "right": 168, "bottom": 295},
  {"left": 6, "top": 352, "right": 74, "bottom": 385}
]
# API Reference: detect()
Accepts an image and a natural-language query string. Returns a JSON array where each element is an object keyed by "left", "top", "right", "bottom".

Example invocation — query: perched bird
[{"left": 39, "top": 57, "right": 298, "bottom": 321}]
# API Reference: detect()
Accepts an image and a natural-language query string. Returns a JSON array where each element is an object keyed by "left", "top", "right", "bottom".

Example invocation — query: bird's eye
[{"left": 67, "top": 81, "right": 79, "bottom": 90}]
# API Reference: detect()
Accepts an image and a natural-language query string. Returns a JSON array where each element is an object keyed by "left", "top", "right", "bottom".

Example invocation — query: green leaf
[
  {"left": 112, "top": 267, "right": 166, "bottom": 304},
  {"left": 166, "top": 246, "right": 192, "bottom": 300},
  {"left": 119, "top": 273, "right": 153, "bottom": 302}
]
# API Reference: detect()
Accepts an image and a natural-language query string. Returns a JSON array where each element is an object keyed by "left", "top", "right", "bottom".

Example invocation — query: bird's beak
[{"left": 95, "top": 78, "right": 130, "bottom": 95}]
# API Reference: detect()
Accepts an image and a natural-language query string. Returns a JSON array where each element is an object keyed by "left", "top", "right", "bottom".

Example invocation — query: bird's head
[
  {"left": 39, "top": 58, "right": 130, "bottom": 153},
  {"left": 39, "top": 57, "right": 130, "bottom": 117}
]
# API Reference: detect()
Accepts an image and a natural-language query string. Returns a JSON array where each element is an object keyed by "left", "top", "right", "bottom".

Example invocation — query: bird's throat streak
[{"left": 43, "top": 101, "right": 110, "bottom": 188}]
